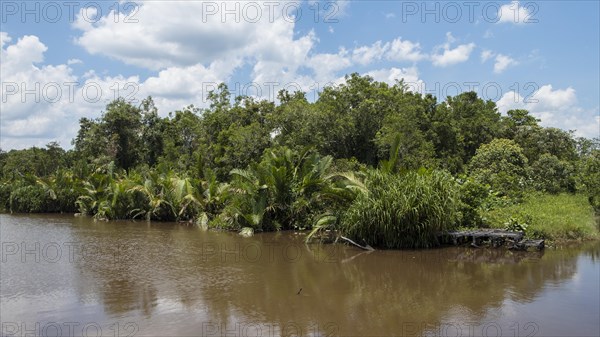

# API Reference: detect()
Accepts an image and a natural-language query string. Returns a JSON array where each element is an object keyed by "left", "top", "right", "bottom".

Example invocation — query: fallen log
[{"left": 340, "top": 236, "right": 375, "bottom": 251}]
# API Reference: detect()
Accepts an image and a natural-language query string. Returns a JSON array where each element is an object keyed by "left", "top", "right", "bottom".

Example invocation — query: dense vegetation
[{"left": 1, "top": 74, "right": 598, "bottom": 248}]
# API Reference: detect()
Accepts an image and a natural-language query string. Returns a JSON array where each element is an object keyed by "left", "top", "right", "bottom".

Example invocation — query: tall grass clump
[
  {"left": 481, "top": 193, "right": 598, "bottom": 240},
  {"left": 340, "top": 168, "right": 460, "bottom": 249}
]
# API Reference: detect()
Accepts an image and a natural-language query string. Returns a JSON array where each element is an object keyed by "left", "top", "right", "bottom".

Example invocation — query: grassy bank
[{"left": 482, "top": 193, "right": 599, "bottom": 241}]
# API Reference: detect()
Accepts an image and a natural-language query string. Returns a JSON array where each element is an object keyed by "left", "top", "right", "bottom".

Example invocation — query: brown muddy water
[{"left": 1, "top": 214, "right": 599, "bottom": 337}]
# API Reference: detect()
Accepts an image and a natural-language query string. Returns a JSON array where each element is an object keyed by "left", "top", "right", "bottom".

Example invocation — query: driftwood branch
[{"left": 340, "top": 236, "right": 375, "bottom": 251}]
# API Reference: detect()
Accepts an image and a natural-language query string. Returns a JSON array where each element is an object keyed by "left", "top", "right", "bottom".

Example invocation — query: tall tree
[
  {"left": 140, "top": 97, "right": 166, "bottom": 167},
  {"left": 102, "top": 99, "right": 143, "bottom": 170},
  {"left": 433, "top": 92, "right": 502, "bottom": 173}
]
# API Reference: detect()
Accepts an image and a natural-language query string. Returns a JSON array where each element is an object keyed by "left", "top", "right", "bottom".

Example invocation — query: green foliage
[
  {"left": 513, "top": 126, "right": 577, "bottom": 163},
  {"left": 2, "top": 75, "right": 598, "bottom": 246},
  {"left": 340, "top": 169, "right": 460, "bottom": 249},
  {"left": 432, "top": 92, "right": 502, "bottom": 173},
  {"left": 501, "top": 109, "right": 540, "bottom": 138},
  {"left": 530, "top": 153, "right": 576, "bottom": 193},
  {"left": 482, "top": 193, "right": 598, "bottom": 240},
  {"left": 374, "top": 92, "right": 438, "bottom": 170},
  {"left": 0, "top": 168, "right": 80, "bottom": 213},
  {"left": 0, "top": 181, "right": 11, "bottom": 211},
  {"left": 74, "top": 99, "right": 144, "bottom": 170},
  {"left": 140, "top": 97, "right": 166, "bottom": 167},
  {"left": 1, "top": 142, "right": 67, "bottom": 178},
  {"left": 578, "top": 148, "right": 600, "bottom": 212},
  {"left": 468, "top": 139, "right": 529, "bottom": 197},
  {"left": 223, "top": 147, "right": 336, "bottom": 231},
  {"left": 75, "top": 163, "right": 139, "bottom": 220},
  {"left": 9, "top": 184, "right": 54, "bottom": 213},
  {"left": 456, "top": 175, "right": 491, "bottom": 227},
  {"left": 310, "top": 74, "right": 393, "bottom": 165},
  {"left": 503, "top": 216, "right": 530, "bottom": 234}
]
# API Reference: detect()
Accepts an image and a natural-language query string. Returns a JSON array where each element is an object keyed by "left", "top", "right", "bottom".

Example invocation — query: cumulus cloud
[
  {"left": 481, "top": 50, "right": 494, "bottom": 63},
  {"left": 1, "top": 34, "right": 47, "bottom": 73},
  {"left": 493, "top": 54, "right": 518, "bottom": 73},
  {"left": 307, "top": 48, "right": 351, "bottom": 81},
  {"left": 347, "top": 37, "right": 427, "bottom": 66},
  {"left": 430, "top": 33, "right": 475, "bottom": 67},
  {"left": 70, "top": 1, "right": 366, "bottom": 93},
  {"left": 365, "top": 67, "right": 422, "bottom": 88},
  {"left": 386, "top": 38, "right": 426, "bottom": 62},
  {"left": 497, "top": 84, "right": 599, "bottom": 138},
  {"left": 0, "top": 32, "right": 233, "bottom": 149},
  {"left": 73, "top": 1, "right": 317, "bottom": 75},
  {"left": 331, "top": 66, "right": 423, "bottom": 91},
  {"left": 480, "top": 50, "right": 519, "bottom": 73},
  {"left": 352, "top": 41, "right": 389, "bottom": 65},
  {"left": 498, "top": 1, "right": 535, "bottom": 24}
]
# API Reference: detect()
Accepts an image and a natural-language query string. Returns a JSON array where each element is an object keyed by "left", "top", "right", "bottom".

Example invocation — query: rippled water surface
[{"left": 1, "top": 214, "right": 599, "bottom": 336}]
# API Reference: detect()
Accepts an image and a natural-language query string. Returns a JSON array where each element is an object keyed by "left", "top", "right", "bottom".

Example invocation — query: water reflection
[{"left": 1, "top": 214, "right": 598, "bottom": 336}]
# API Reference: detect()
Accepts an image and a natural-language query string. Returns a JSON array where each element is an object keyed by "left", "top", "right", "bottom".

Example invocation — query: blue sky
[{"left": 1, "top": 0, "right": 599, "bottom": 149}]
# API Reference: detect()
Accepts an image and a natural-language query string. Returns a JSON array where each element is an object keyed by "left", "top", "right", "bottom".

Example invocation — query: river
[{"left": 1, "top": 214, "right": 599, "bottom": 336}]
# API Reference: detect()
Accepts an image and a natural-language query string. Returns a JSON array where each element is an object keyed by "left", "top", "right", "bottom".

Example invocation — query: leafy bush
[
  {"left": 578, "top": 150, "right": 600, "bottom": 213},
  {"left": 223, "top": 147, "right": 335, "bottom": 231},
  {"left": 503, "top": 215, "right": 530, "bottom": 234},
  {"left": 456, "top": 175, "right": 490, "bottom": 227},
  {"left": 9, "top": 184, "right": 57, "bottom": 213},
  {"left": 530, "top": 153, "right": 576, "bottom": 193},
  {"left": 0, "top": 182, "right": 11, "bottom": 211},
  {"left": 340, "top": 169, "right": 460, "bottom": 249},
  {"left": 468, "top": 139, "right": 528, "bottom": 197}
]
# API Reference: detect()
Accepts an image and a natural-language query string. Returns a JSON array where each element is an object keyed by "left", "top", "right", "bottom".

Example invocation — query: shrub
[
  {"left": 0, "top": 182, "right": 11, "bottom": 211},
  {"left": 340, "top": 169, "right": 460, "bottom": 249},
  {"left": 456, "top": 175, "right": 490, "bottom": 227},
  {"left": 578, "top": 150, "right": 600, "bottom": 213},
  {"left": 468, "top": 139, "right": 528, "bottom": 197},
  {"left": 530, "top": 153, "right": 576, "bottom": 193},
  {"left": 9, "top": 184, "right": 57, "bottom": 213}
]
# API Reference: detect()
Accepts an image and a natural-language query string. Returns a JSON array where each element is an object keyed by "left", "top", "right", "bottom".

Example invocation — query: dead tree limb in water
[{"left": 340, "top": 236, "right": 375, "bottom": 251}]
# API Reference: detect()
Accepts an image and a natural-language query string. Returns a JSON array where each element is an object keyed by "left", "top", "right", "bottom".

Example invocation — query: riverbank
[{"left": 481, "top": 193, "right": 599, "bottom": 242}]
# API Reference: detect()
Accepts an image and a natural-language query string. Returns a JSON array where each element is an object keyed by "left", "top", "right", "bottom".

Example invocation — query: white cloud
[
  {"left": 429, "top": 32, "right": 475, "bottom": 67},
  {"left": 498, "top": 1, "right": 534, "bottom": 24},
  {"left": 497, "top": 85, "right": 598, "bottom": 138},
  {"left": 1, "top": 34, "right": 87, "bottom": 148},
  {"left": 1, "top": 35, "right": 47, "bottom": 73},
  {"left": 307, "top": 48, "right": 351, "bottom": 80},
  {"left": 71, "top": 1, "right": 361, "bottom": 94},
  {"left": 0, "top": 31, "right": 10, "bottom": 45},
  {"left": 532, "top": 85, "right": 577, "bottom": 110},
  {"left": 431, "top": 43, "right": 476, "bottom": 67},
  {"left": 73, "top": 1, "right": 314, "bottom": 73},
  {"left": 445, "top": 32, "right": 457, "bottom": 44},
  {"left": 332, "top": 66, "right": 423, "bottom": 90},
  {"left": 352, "top": 40, "right": 389, "bottom": 65},
  {"left": 497, "top": 85, "right": 577, "bottom": 113},
  {"left": 481, "top": 50, "right": 494, "bottom": 63},
  {"left": 386, "top": 38, "right": 426, "bottom": 62},
  {"left": 365, "top": 67, "right": 422, "bottom": 88},
  {"left": 1, "top": 29, "right": 350, "bottom": 149},
  {"left": 67, "top": 59, "right": 83, "bottom": 65},
  {"left": 493, "top": 54, "right": 518, "bottom": 73},
  {"left": 336, "top": 0, "right": 350, "bottom": 14},
  {"left": 0, "top": 32, "right": 233, "bottom": 149},
  {"left": 308, "top": 0, "right": 351, "bottom": 19}
]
